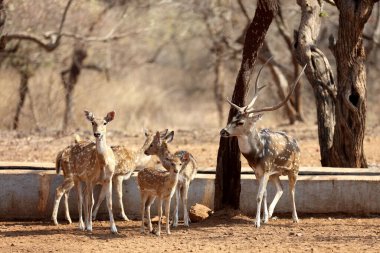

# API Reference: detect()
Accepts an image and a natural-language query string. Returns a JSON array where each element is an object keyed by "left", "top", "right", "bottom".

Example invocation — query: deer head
[
  {"left": 84, "top": 110, "right": 115, "bottom": 140},
  {"left": 220, "top": 61, "right": 306, "bottom": 138},
  {"left": 144, "top": 130, "right": 174, "bottom": 156}
]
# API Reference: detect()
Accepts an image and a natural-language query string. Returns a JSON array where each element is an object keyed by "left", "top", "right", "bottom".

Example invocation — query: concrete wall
[{"left": 0, "top": 167, "right": 380, "bottom": 220}]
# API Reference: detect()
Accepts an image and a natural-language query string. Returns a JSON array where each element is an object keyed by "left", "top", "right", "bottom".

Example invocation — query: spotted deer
[
  {"left": 91, "top": 129, "right": 164, "bottom": 221},
  {"left": 220, "top": 62, "right": 306, "bottom": 228},
  {"left": 144, "top": 130, "right": 197, "bottom": 227},
  {"left": 63, "top": 111, "right": 117, "bottom": 233},
  {"left": 52, "top": 130, "right": 159, "bottom": 225},
  {"left": 138, "top": 131, "right": 189, "bottom": 236}
]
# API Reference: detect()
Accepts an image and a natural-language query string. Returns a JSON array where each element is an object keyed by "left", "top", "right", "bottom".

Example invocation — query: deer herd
[{"left": 51, "top": 60, "right": 306, "bottom": 235}]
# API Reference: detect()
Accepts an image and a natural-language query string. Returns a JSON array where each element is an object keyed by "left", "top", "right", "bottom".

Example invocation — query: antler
[
  {"left": 226, "top": 97, "right": 245, "bottom": 113},
  {"left": 246, "top": 64, "right": 307, "bottom": 114},
  {"left": 226, "top": 57, "right": 273, "bottom": 113},
  {"left": 244, "top": 57, "right": 273, "bottom": 110}
]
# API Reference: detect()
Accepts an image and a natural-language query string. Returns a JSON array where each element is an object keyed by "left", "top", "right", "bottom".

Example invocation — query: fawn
[
  {"left": 138, "top": 131, "right": 189, "bottom": 236},
  {"left": 144, "top": 130, "right": 197, "bottom": 227}
]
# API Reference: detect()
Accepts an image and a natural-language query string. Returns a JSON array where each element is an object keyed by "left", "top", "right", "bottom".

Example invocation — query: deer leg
[
  {"left": 268, "top": 176, "right": 283, "bottom": 218},
  {"left": 262, "top": 189, "right": 269, "bottom": 223},
  {"left": 140, "top": 193, "right": 147, "bottom": 233},
  {"left": 146, "top": 196, "right": 155, "bottom": 233},
  {"left": 92, "top": 184, "right": 107, "bottom": 221},
  {"left": 51, "top": 178, "right": 74, "bottom": 225},
  {"left": 255, "top": 173, "right": 269, "bottom": 228},
  {"left": 165, "top": 198, "right": 171, "bottom": 235},
  {"left": 85, "top": 184, "right": 94, "bottom": 232},
  {"left": 182, "top": 182, "right": 190, "bottom": 227},
  {"left": 289, "top": 174, "right": 299, "bottom": 223},
  {"left": 104, "top": 179, "right": 117, "bottom": 233},
  {"left": 172, "top": 184, "right": 180, "bottom": 228},
  {"left": 114, "top": 175, "right": 128, "bottom": 221},
  {"left": 156, "top": 198, "right": 163, "bottom": 236},
  {"left": 63, "top": 191, "right": 72, "bottom": 224},
  {"left": 76, "top": 182, "right": 85, "bottom": 231}
]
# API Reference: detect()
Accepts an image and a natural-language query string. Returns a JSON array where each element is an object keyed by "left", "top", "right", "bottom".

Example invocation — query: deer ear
[
  {"left": 160, "top": 129, "right": 169, "bottom": 138},
  {"left": 143, "top": 128, "right": 150, "bottom": 137},
  {"left": 105, "top": 111, "right": 115, "bottom": 122},
  {"left": 182, "top": 152, "right": 190, "bottom": 161},
  {"left": 164, "top": 131, "right": 174, "bottom": 143},
  {"left": 155, "top": 131, "right": 161, "bottom": 143},
  {"left": 84, "top": 110, "right": 94, "bottom": 121}
]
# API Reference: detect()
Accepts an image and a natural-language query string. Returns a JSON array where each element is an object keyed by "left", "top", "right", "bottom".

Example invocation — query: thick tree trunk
[
  {"left": 329, "top": 0, "right": 375, "bottom": 168},
  {"left": 294, "top": 0, "right": 337, "bottom": 166},
  {"left": 61, "top": 43, "right": 87, "bottom": 132},
  {"left": 214, "top": 0, "right": 278, "bottom": 210},
  {"left": 13, "top": 73, "right": 29, "bottom": 130}
]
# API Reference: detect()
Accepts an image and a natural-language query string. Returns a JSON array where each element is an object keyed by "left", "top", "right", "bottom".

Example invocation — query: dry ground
[
  {"left": 0, "top": 124, "right": 379, "bottom": 252},
  {"left": 0, "top": 214, "right": 380, "bottom": 253}
]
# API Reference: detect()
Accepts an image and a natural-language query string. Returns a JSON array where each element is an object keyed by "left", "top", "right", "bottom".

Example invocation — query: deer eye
[
  {"left": 236, "top": 121, "right": 244, "bottom": 126},
  {"left": 91, "top": 122, "right": 95, "bottom": 126},
  {"left": 103, "top": 122, "right": 107, "bottom": 125}
]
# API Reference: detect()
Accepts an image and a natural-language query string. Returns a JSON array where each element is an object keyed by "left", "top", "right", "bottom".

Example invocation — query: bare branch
[
  {"left": 237, "top": 0, "right": 251, "bottom": 22},
  {"left": 3, "top": 0, "right": 74, "bottom": 51},
  {"left": 52, "top": 31, "right": 134, "bottom": 42}
]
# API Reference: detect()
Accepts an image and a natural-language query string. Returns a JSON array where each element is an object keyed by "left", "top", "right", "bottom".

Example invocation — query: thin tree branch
[{"left": 3, "top": 0, "right": 74, "bottom": 51}]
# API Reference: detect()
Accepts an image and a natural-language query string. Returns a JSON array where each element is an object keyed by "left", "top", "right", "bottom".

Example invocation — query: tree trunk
[
  {"left": 13, "top": 72, "right": 29, "bottom": 130},
  {"left": 61, "top": 43, "right": 87, "bottom": 132},
  {"left": 329, "top": 0, "right": 375, "bottom": 168},
  {"left": 214, "top": 0, "right": 278, "bottom": 211},
  {"left": 294, "top": 0, "right": 337, "bottom": 166}
]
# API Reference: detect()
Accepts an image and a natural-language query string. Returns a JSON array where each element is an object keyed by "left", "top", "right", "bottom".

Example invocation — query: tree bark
[
  {"left": 13, "top": 72, "right": 29, "bottom": 130},
  {"left": 294, "top": 0, "right": 337, "bottom": 166},
  {"left": 329, "top": 0, "right": 375, "bottom": 167},
  {"left": 214, "top": 0, "right": 278, "bottom": 210}
]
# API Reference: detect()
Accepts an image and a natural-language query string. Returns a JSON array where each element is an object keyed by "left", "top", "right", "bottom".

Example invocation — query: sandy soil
[
  {"left": 0, "top": 124, "right": 379, "bottom": 252},
  {"left": 0, "top": 214, "right": 380, "bottom": 253}
]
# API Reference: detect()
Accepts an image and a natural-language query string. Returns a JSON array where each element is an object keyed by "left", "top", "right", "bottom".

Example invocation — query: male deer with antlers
[{"left": 220, "top": 60, "right": 306, "bottom": 228}]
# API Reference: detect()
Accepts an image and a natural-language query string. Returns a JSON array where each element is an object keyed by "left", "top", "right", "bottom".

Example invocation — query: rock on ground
[{"left": 189, "top": 203, "right": 213, "bottom": 222}]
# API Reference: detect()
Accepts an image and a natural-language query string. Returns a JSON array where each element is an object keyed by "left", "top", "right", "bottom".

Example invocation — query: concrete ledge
[{"left": 0, "top": 164, "right": 379, "bottom": 220}]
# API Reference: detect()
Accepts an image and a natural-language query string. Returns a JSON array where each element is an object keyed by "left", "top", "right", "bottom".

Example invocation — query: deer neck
[
  {"left": 157, "top": 143, "right": 174, "bottom": 170},
  {"left": 237, "top": 128, "right": 263, "bottom": 158},
  {"left": 95, "top": 135, "right": 108, "bottom": 157},
  {"left": 135, "top": 146, "right": 151, "bottom": 167}
]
